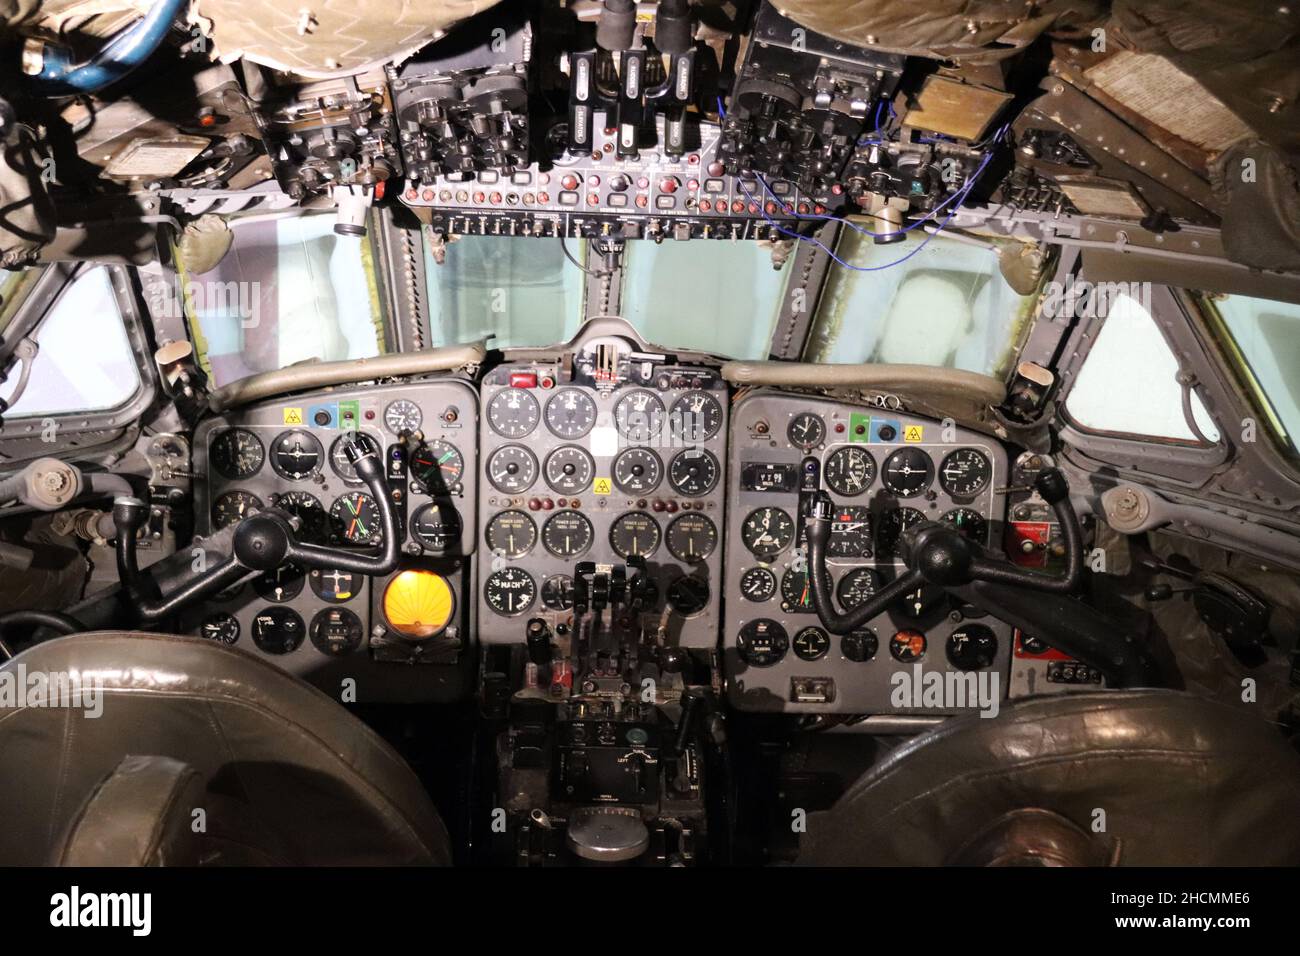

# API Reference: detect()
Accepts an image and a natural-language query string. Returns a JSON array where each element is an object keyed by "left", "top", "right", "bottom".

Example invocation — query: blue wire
[
  {"left": 750, "top": 147, "right": 995, "bottom": 243},
  {"left": 716, "top": 95, "right": 726, "bottom": 119},
  {"left": 748, "top": 150, "right": 995, "bottom": 273}
]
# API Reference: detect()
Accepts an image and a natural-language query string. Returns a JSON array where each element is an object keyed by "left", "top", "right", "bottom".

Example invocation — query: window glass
[
  {"left": 802, "top": 229, "right": 1037, "bottom": 376},
  {"left": 424, "top": 236, "right": 585, "bottom": 349},
  {"left": 1066, "top": 292, "right": 1220, "bottom": 443},
  {"left": 1203, "top": 293, "right": 1300, "bottom": 455},
  {"left": 619, "top": 240, "right": 791, "bottom": 358},
  {"left": 185, "top": 215, "right": 386, "bottom": 387},
  {"left": 0, "top": 266, "right": 141, "bottom": 417}
]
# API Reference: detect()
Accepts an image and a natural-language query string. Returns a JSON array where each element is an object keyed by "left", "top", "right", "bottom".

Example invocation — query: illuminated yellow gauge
[{"left": 382, "top": 569, "right": 455, "bottom": 639}]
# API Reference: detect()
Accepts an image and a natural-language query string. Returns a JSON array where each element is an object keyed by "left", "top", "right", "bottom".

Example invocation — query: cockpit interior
[{"left": 1, "top": 0, "right": 1300, "bottom": 879}]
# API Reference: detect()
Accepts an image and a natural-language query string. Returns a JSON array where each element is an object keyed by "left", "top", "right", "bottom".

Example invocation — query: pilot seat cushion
[{"left": 0, "top": 632, "right": 451, "bottom": 866}]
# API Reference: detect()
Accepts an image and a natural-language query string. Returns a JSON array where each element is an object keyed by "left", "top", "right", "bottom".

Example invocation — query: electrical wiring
[{"left": 750, "top": 147, "right": 997, "bottom": 273}]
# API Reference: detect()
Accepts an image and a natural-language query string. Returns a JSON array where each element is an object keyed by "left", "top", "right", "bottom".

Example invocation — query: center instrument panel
[
  {"left": 190, "top": 378, "right": 479, "bottom": 702},
  {"left": 476, "top": 336, "right": 728, "bottom": 648},
  {"left": 722, "top": 391, "right": 1012, "bottom": 714}
]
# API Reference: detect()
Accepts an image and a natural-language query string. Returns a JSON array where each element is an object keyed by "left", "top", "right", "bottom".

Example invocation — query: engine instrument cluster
[
  {"left": 476, "top": 334, "right": 728, "bottom": 648},
  {"left": 192, "top": 379, "right": 479, "bottom": 701},
  {"left": 723, "top": 392, "right": 1012, "bottom": 714}
]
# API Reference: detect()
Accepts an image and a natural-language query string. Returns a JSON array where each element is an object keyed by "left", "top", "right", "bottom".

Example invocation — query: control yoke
[{"left": 113, "top": 436, "right": 401, "bottom": 623}]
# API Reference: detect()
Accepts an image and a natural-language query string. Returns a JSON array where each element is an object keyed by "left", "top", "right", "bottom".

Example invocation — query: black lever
[{"left": 114, "top": 435, "right": 400, "bottom": 623}]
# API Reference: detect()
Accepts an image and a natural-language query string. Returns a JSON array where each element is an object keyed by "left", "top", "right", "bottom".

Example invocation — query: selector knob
[
  {"left": 609, "top": 174, "right": 631, "bottom": 192},
  {"left": 560, "top": 174, "right": 580, "bottom": 191},
  {"left": 658, "top": 176, "right": 680, "bottom": 194}
]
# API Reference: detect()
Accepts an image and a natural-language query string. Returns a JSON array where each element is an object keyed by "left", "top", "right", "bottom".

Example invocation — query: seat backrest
[
  {"left": 0, "top": 632, "right": 451, "bottom": 865},
  {"left": 797, "top": 690, "right": 1300, "bottom": 866}
]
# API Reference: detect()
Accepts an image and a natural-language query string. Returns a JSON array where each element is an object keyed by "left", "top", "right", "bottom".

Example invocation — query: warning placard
[
  {"left": 592, "top": 477, "right": 612, "bottom": 495},
  {"left": 903, "top": 424, "right": 924, "bottom": 443},
  {"left": 283, "top": 407, "right": 304, "bottom": 425}
]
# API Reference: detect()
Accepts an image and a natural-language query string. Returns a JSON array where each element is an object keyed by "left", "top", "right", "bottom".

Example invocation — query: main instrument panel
[
  {"left": 476, "top": 337, "right": 728, "bottom": 648},
  {"left": 188, "top": 358, "right": 1029, "bottom": 717},
  {"left": 190, "top": 379, "right": 479, "bottom": 702},
  {"left": 722, "top": 392, "right": 1012, "bottom": 714}
]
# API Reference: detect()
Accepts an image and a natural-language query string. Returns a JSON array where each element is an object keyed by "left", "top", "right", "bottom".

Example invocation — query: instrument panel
[
  {"left": 190, "top": 378, "right": 479, "bottom": 702},
  {"left": 722, "top": 392, "right": 1012, "bottom": 714},
  {"left": 476, "top": 342, "right": 728, "bottom": 648}
]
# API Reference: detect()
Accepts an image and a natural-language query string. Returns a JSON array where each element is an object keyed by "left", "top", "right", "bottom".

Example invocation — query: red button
[{"left": 510, "top": 372, "right": 538, "bottom": 388}]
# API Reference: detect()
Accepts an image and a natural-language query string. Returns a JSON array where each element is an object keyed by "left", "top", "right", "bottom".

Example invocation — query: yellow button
[{"left": 382, "top": 569, "right": 455, "bottom": 639}]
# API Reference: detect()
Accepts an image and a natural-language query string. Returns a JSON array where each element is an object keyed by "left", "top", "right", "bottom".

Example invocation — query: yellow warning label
[
  {"left": 903, "top": 424, "right": 924, "bottom": 443},
  {"left": 592, "top": 477, "right": 613, "bottom": 496},
  {"left": 283, "top": 407, "right": 304, "bottom": 425}
]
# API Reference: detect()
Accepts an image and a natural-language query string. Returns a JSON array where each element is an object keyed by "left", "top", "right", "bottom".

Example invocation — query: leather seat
[
  {"left": 0, "top": 632, "right": 451, "bottom": 865},
  {"left": 797, "top": 690, "right": 1300, "bottom": 866}
]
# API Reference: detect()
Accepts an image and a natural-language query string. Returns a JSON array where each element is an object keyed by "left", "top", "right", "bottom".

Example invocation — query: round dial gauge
[
  {"left": 545, "top": 446, "right": 595, "bottom": 495},
  {"left": 875, "top": 506, "right": 926, "bottom": 558},
  {"left": 328, "top": 432, "right": 381, "bottom": 483},
  {"left": 251, "top": 606, "right": 306, "bottom": 655},
  {"left": 669, "top": 391, "right": 723, "bottom": 442},
  {"left": 889, "top": 629, "right": 927, "bottom": 663},
  {"left": 609, "top": 512, "right": 662, "bottom": 558},
  {"left": 485, "top": 510, "right": 537, "bottom": 558},
  {"left": 310, "top": 607, "right": 365, "bottom": 656},
  {"left": 544, "top": 388, "right": 598, "bottom": 439},
  {"left": 310, "top": 567, "right": 362, "bottom": 603},
  {"left": 271, "top": 430, "right": 324, "bottom": 481},
  {"left": 787, "top": 412, "right": 826, "bottom": 451},
  {"left": 384, "top": 398, "right": 423, "bottom": 436},
  {"left": 612, "top": 447, "right": 663, "bottom": 494},
  {"left": 942, "top": 507, "right": 988, "bottom": 544},
  {"left": 666, "top": 574, "right": 710, "bottom": 616},
  {"left": 541, "top": 575, "right": 574, "bottom": 610},
  {"left": 614, "top": 389, "right": 666, "bottom": 441},
  {"left": 200, "top": 612, "right": 240, "bottom": 645},
  {"left": 484, "top": 567, "right": 537, "bottom": 616},
  {"left": 665, "top": 513, "right": 718, "bottom": 562},
  {"left": 898, "top": 583, "right": 945, "bottom": 619},
  {"left": 487, "top": 388, "right": 540, "bottom": 438},
  {"left": 210, "top": 428, "right": 264, "bottom": 480},
  {"left": 329, "top": 492, "right": 382, "bottom": 545},
  {"left": 780, "top": 568, "right": 815, "bottom": 614},
  {"left": 740, "top": 567, "right": 777, "bottom": 602},
  {"left": 542, "top": 510, "right": 593, "bottom": 557},
  {"left": 827, "top": 505, "right": 873, "bottom": 558},
  {"left": 793, "top": 626, "right": 831, "bottom": 661},
  {"left": 272, "top": 491, "right": 328, "bottom": 543},
  {"left": 823, "top": 446, "right": 877, "bottom": 497},
  {"left": 882, "top": 447, "right": 934, "bottom": 498},
  {"left": 836, "top": 568, "right": 880, "bottom": 610},
  {"left": 254, "top": 563, "right": 305, "bottom": 603},
  {"left": 737, "top": 619, "right": 789, "bottom": 667},
  {"left": 411, "top": 501, "right": 462, "bottom": 551},
  {"left": 486, "top": 444, "right": 539, "bottom": 494},
  {"left": 939, "top": 448, "right": 993, "bottom": 498},
  {"left": 668, "top": 449, "right": 719, "bottom": 496},
  {"left": 411, "top": 440, "right": 464, "bottom": 492},
  {"left": 212, "top": 490, "right": 261, "bottom": 529},
  {"left": 841, "top": 630, "right": 879, "bottom": 662},
  {"left": 740, "top": 507, "right": 795, "bottom": 558},
  {"left": 947, "top": 624, "right": 999, "bottom": 671}
]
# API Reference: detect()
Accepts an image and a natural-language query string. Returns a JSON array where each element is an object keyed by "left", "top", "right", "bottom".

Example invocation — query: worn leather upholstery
[
  {"left": 52, "top": 755, "right": 205, "bottom": 866},
  {"left": 0, "top": 632, "right": 451, "bottom": 865},
  {"left": 798, "top": 690, "right": 1300, "bottom": 866}
]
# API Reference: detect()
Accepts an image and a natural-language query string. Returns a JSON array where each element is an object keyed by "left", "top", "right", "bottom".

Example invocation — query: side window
[
  {"left": 0, "top": 266, "right": 142, "bottom": 417},
  {"left": 1066, "top": 292, "right": 1220, "bottom": 443}
]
